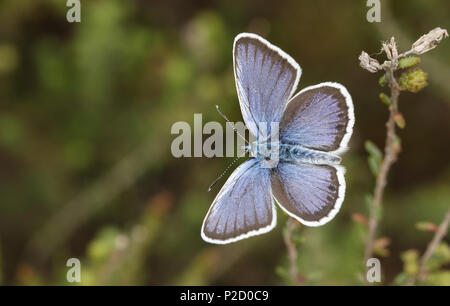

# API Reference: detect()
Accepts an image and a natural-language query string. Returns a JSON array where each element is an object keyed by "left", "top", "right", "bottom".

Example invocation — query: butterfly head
[{"left": 247, "top": 140, "right": 280, "bottom": 160}]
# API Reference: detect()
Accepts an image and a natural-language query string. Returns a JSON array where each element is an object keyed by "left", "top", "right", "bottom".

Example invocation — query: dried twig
[
  {"left": 359, "top": 28, "right": 448, "bottom": 265},
  {"left": 364, "top": 60, "right": 401, "bottom": 263},
  {"left": 405, "top": 209, "right": 450, "bottom": 286},
  {"left": 283, "top": 218, "right": 302, "bottom": 285},
  {"left": 375, "top": 2, "right": 450, "bottom": 99}
]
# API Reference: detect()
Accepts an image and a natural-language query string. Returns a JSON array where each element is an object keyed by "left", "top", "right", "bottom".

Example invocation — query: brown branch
[
  {"left": 362, "top": 27, "right": 448, "bottom": 269},
  {"left": 283, "top": 218, "right": 302, "bottom": 285},
  {"left": 360, "top": 23, "right": 448, "bottom": 284},
  {"left": 405, "top": 209, "right": 450, "bottom": 286},
  {"left": 376, "top": 0, "right": 450, "bottom": 100},
  {"left": 364, "top": 65, "right": 401, "bottom": 264}
]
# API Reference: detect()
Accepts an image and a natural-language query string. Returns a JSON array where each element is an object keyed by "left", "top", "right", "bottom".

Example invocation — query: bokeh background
[{"left": 0, "top": 0, "right": 449, "bottom": 285}]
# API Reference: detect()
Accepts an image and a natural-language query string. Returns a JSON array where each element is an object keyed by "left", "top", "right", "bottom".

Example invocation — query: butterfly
[{"left": 201, "top": 33, "right": 355, "bottom": 244}]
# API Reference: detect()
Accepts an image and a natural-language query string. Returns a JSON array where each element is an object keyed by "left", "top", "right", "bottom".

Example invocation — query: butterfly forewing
[
  {"left": 201, "top": 159, "right": 276, "bottom": 244},
  {"left": 280, "top": 82, "right": 354, "bottom": 154},
  {"left": 233, "top": 33, "right": 301, "bottom": 136}
]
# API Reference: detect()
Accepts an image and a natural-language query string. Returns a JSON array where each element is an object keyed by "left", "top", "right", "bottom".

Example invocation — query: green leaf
[
  {"left": 401, "top": 250, "right": 419, "bottom": 277},
  {"left": 365, "top": 140, "right": 383, "bottom": 162},
  {"left": 374, "top": 204, "right": 383, "bottom": 221},
  {"left": 378, "top": 92, "right": 391, "bottom": 106},
  {"left": 393, "top": 135, "right": 402, "bottom": 155},
  {"left": 423, "top": 271, "right": 450, "bottom": 286},
  {"left": 292, "top": 232, "right": 305, "bottom": 245},
  {"left": 426, "top": 243, "right": 450, "bottom": 271},
  {"left": 393, "top": 272, "right": 409, "bottom": 285},
  {"left": 275, "top": 266, "right": 289, "bottom": 281},
  {"left": 363, "top": 194, "right": 383, "bottom": 220},
  {"left": 378, "top": 75, "right": 386, "bottom": 87},
  {"left": 394, "top": 113, "right": 406, "bottom": 129},
  {"left": 415, "top": 221, "right": 437, "bottom": 232},
  {"left": 368, "top": 156, "right": 380, "bottom": 176},
  {"left": 398, "top": 56, "right": 420, "bottom": 69}
]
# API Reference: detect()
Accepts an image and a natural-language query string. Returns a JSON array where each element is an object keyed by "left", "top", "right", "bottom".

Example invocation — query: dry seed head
[
  {"left": 412, "top": 27, "right": 448, "bottom": 54},
  {"left": 359, "top": 51, "right": 381, "bottom": 73}
]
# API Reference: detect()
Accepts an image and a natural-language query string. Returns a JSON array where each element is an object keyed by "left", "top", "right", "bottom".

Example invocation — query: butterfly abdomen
[
  {"left": 279, "top": 144, "right": 341, "bottom": 165},
  {"left": 249, "top": 142, "right": 341, "bottom": 165}
]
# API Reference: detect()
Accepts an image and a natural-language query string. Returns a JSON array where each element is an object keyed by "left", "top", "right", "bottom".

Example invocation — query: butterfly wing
[
  {"left": 202, "top": 159, "right": 276, "bottom": 244},
  {"left": 233, "top": 33, "right": 301, "bottom": 137},
  {"left": 271, "top": 161, "right": 345, "bottom": 226},
  {"left": 280, "top": 82, "right": 354, "bottom": 154}
]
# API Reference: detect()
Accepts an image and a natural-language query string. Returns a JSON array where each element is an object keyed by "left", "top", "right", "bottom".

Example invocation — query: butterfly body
[
  {"left": 247, "top": 142, "right": 341, "bottom": 165},
  {"left": 201, "top": 33, "right": 355, "bottom": 244},
  {"left": 279, "top": 144, "right": 341, "bottom": 165}
]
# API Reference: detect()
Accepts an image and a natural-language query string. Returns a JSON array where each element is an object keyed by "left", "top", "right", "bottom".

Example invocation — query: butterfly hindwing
[
  {"left": 201, "top": 159, "right": 276, "bottom": 244},
  {"left": 233, "top": 33, "right": 301, "bottom": 136},
  {"left": 280, "top": 82, "right": 354, "bottom": 154},
  {"left": 271, "top": 161, "right": 345, "bottom": 226}
]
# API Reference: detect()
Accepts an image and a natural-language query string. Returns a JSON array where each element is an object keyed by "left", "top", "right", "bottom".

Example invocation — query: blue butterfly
[{"left": 201, "top": 33, "right": 355, "bottom": 244}]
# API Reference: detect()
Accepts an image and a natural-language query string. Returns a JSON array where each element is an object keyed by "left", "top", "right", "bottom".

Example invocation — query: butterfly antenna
[
  {"left": 208, "top": 155, "right": 242, "bottom": 192},
  {"left": 216, "top": 105, "right": 248, "bottom": 144}
]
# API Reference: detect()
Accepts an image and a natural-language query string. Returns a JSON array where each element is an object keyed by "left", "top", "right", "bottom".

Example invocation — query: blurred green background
[{"left": 0, "top": 0, "right": 449, "bottom": 285}]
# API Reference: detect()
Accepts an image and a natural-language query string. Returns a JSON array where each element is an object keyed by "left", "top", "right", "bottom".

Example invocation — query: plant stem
[
  {"left": 364, "top": 66, "right": 401, "bottom": 264},
  {"left": 283, "top": 218, "right": 301, "bottom": 285},
  {"left": 405, "top": 209, "right": 450, "bottom": 286}
]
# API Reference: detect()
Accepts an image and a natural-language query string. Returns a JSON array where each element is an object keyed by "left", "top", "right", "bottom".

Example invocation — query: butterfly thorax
[{"left": 247, "top": 141, "right": 341, "bottom": 165}]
